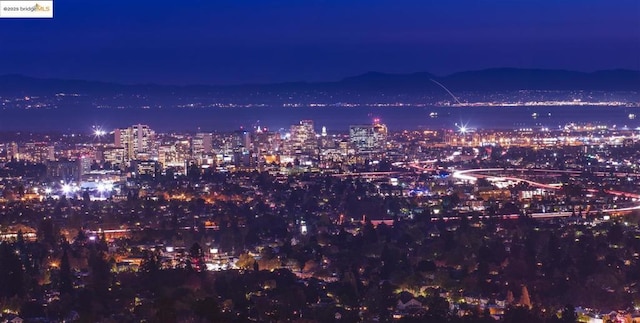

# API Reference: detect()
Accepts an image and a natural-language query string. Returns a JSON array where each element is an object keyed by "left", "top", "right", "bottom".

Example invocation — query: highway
[{"left": 452, "top": 168, "right": 640, "bottom": 215}]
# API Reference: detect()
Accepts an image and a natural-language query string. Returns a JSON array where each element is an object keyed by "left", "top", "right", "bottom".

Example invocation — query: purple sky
[{"left": 0, "top": 0, "right": 638, "bottom": 84}]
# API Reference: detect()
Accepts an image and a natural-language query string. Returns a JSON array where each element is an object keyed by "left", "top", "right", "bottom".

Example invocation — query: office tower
[
  {"left": 47, "top": 145, "right": 55, "bottom": 161},
  {"left": 289, "top": 120, "right": 317, "bottom": 156},
  {"left": 232, "top": 129, "right": 251, "bottom": 150},
  {"left": 47, "top": 159, "right": 81, "bottom": 182},
  {"left": 372, "top": 119, "right": 388, "bottom": 149},
  {"left": 253, "top": 129, "right": 281, "bottom": 165},
  {"left": 7, "top": 142, "right": 18, "bottom": 160},
  {"left": 349, "top": 119, "right": 387, "bottom": 154},
  {"left": 20, "top": 142, "right": 52, "bottom": 163},
  {"left": 253, "top": 129, "right": 281, "bottom": 153},
  {"left": 101, "top": 147, "right": 126, "bottom": 169},
  {"left": 349, "top": 125, "right": 376, "bottom": 153},
  {"left": 114, "top": 124, "right": 156, "bottom": 161},
  {"left": 132, "top": 160, "right": 160, "bottom": 178},
  {"left": 78, "top": 155, "right": 93, "bottom": 176},
  {"left": 158, "top": 140, "right": 190, "bottom": 171},
  {"left": 192, "top": 132, "right": 213, "bottom": 158}
]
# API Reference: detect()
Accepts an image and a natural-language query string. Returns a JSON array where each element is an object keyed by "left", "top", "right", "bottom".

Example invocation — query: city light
[
  {"left": 96, "top": 181, "right": 113, "bottom": 193},
  {"left": 93, "top": 125, "right": 106, "bottom": 137},
  {"left": 1, "top": 119, "right": 639, "bottom": 321},
  {"left": 3, "top": 0, "right": 639, "bottom": 320}
]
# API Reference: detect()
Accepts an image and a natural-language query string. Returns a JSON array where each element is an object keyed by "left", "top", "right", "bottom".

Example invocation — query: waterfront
[{"left": 1, "top": 105, "right": 640, "bottom": 132}]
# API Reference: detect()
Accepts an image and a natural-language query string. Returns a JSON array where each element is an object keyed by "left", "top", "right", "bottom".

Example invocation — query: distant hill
[
  {"left": 1, "top": 68, "right": 638, "bottom": 97},
  {"left": 442, "top": 68, "right": 640, "bottom": 91}
]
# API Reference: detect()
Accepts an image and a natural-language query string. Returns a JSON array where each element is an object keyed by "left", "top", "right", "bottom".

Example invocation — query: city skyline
[{"left": 2, "top": 1, "right": 640, "bottom": 322}]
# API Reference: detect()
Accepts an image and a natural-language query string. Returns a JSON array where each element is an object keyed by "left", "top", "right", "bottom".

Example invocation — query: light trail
[
  {"left": 331, "top": 171, "right": 401, "bottom": 178},
  {"left": 430, "top": 79, "right": 462, "bottom": 105},
  {"left": 453, "top": 168, "right": 640, "bottom": 215}
]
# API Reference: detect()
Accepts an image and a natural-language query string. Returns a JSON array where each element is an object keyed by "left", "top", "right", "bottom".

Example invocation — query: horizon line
[{"left": 1, "top": 67, "right": 638, "bottom": 88}]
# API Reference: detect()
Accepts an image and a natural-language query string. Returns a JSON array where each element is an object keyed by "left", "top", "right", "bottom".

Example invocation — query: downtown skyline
[{"left": 2, "top": 1, "right": 640, "bottom": 322}]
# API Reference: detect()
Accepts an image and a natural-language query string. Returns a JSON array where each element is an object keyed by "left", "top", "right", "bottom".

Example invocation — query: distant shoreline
[{"left": 1, "top": 105, "right": 639, "bottom": 133}]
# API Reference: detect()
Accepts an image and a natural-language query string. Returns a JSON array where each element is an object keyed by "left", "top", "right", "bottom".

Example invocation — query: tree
[
  {"left": 38, "top": 218, "right": 59, "bottom": 248},
  {"left": 506, "top": 290, "right": 515, "bottom": 305},
  {"left": 59, "top": 248, "right": 73, "bottom": 295},
  {"left": 503, "top": 306, "right": 540, "bottom": 323},
  {"left": 425, "top": 296, "right": 450, "bottom": 321},
  {"left": 188, "top": 163, "right": 201, "bottom": 181},
  {"left": 154, "top": 297, "right": 177, "bottom": 322},
  {"left": 82, "top": 190, "right": 91, "bottom": 203},
  {"left": 89, "top": 251, "right": 111, "bottom": 299},
  {"left": 560, "top": 304, "right": 578, "bottom": 323},
  {"left": 140, "top": 250, "right": 160, "bottom": 274},
  {"left": 519, "top": 285, "right": 532, "bottom": 309},
  {"left": 193, "top": 297, "right": 222, "bottom": 321},
  {"left": 236, "top": 253, "right": 255, "bottom": 270},
  {"left": 0, "top": 243, "right": 25, "bottom": 298}
]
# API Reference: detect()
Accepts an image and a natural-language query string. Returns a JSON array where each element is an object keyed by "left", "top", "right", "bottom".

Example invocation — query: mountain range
[
  {"left": 0, "top": 68, "right": 638, "bottom": 102},
  {"left": 0, "top": 68, "right": 640, "bottom": 109}
]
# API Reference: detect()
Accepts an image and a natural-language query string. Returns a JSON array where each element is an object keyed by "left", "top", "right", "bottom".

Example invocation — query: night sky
[{"left": 1, "top": 0, "right": 639, "bottom": 84}]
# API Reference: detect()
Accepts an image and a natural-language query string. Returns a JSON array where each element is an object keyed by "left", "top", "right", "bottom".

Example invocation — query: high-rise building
[
  {"left": 253, "top": 130, "right": 281, "bottom": 153},
  {"left": 101, "top": 147, "right": 126, "bottom": 169},
  {"left": 7, "top": 143, "right": 18, "bottom": 160},
  {"left": 158, "top": 140, "right": 190, "bottom": 171},
  {"left": 47, "top": 145, "right": 55, "bottom": 161},
  {"left": 232, "top": 130, "right": 251, "bottom": 150},
  {"left": 372, "top": 119, "right": 388, "bottom": 148},
  {"left": 115, "top": 124, "right": 156, "bottom": 162},
  {"left": 18, "top": 142, "right": 52, "bottom": 163},
  {"left": 225, "top": 129, "right": 254, "bottom": 167},
  {"left": 192, "top": 132, "right": 213, "bottom": 158},
  {"left": 349, "top": 125, "right": 376, "bottom": 152},
  {"left": 47, "top": 159, "right": 81, "bottom": 182},
  {"left": 349, "top": 119, "right": 387, "bottom": 154},
  {"left": 78, "top": 156, "right": 93, "bottom": 176},
  {"left": 289, "top": 120, "right": 317, "bottom": 156},
  {"left": 252, "top": 129, "right": 281, "bottom": 165},
  {"left": 132, "top": 160, "right": 160, "bottom": 178}
]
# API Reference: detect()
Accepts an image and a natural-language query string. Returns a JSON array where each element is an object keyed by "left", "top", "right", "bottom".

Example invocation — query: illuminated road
[
  {"left": 331, "top": 171, "right": 401, "bottom": 178},
  {"left": 452, "top": 168, "right": 640, "bottom": 215}
]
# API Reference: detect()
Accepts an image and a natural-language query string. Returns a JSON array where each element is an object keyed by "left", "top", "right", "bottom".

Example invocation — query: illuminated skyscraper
[
  {"left": 114, "top": 124, "right": 156, "bottom": 161},
  {"left": 372, "top": 119, "right": 388, "bottom": 148},
  {"left": 253, "top": 129, "right": 282, "bottom": 165},
  {"left": 349, "top": 119, "right": 387, "bottom": 154},
  {"left": 101, "top": 147, "right": 125, "bottom": 169},
  {"left": 158, "top": 139, "right": 191, "bottom": 172},
  {"left": 289, "top": 120, "right": 317, "bottom": 156},
  {"left": 349, "top": 125, "right": 376, "bottom": 152},
  {"left": 20, "top": 142, "right": 53, "bottom": 163},
  {"left": 78, "top": 155, "right": 93, "bottom": 176},
  {"left": 192, "top": 132, "right": 213, "bottom": 158},
  {"left": 229, "top": 129, "right": 254, "bottom": 167}
]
